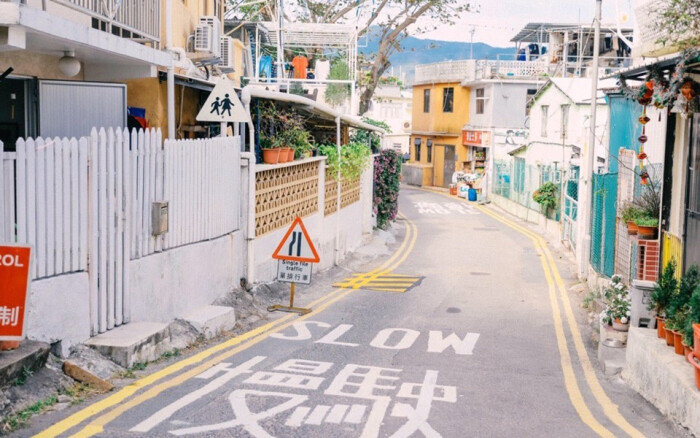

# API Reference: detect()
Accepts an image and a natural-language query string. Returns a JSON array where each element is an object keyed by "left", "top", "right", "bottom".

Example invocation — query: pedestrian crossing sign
[
  {"left": 196, "top": 78, "right": 251, "bottom": 123},
  {"left": 272, "top": 217, "right": 320, "bottom": 263}
]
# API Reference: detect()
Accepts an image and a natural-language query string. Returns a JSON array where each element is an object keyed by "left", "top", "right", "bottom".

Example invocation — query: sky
[{"left": 418, "top": 0, "right": 636, "bottom": 47}]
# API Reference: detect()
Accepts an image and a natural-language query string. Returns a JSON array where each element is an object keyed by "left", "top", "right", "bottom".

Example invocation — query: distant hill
[{"left": 360, "top": 31, "right": 515, "bottom": 85}]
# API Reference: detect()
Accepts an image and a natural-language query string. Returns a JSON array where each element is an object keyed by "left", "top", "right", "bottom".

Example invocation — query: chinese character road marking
[{"left": 413, "top": 202, "right": 479, "bottom": 215}]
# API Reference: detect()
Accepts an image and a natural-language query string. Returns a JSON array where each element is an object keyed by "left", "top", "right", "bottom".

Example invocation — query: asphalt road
[{"left": 25, "top": 187, "right": 685, "bottom": 437}]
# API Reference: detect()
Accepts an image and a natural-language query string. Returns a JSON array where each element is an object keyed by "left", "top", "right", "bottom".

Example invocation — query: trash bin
[
  {"left": 449, "top": 184, "right": 457, "bottom": 196},
  {"left": 468, "top": 188, "right": 477, "bottom": 202}
]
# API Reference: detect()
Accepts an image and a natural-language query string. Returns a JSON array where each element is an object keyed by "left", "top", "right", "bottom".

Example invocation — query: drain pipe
[
  {"left": 166, "top": 0, "right": 175, "bottom": 139},
  {"left": 241, "top": 88, "right": 256, "bottom": 282},
  {"left": 335, "top": 116, "right": 341, "bottom": 266}
]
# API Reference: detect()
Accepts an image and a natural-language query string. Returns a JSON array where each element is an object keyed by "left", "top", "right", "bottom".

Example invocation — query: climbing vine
[{"left": 373, "top": 149, "right": 401, "bottom": 229}]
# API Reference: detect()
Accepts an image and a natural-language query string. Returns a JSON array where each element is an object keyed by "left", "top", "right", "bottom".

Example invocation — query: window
[
  {"left": 525, "top": 89, "right": 537, "bottom": 115},
  {"left": 442, "top": 88, "right": 454, "bottom": 113},
  {"left": 476, "top": 88, "right": 486, "bottom": 114},
  {"left": 423, "top": 89, "right": 430, "bottom": 113},
  {"left": 427, "top": 139, "right": 433, "bottom": 163},
  {"left": 414, "top": 138, "right": 422, "bottom": 161},
  {"left": 560, "top": 104, "right": 570, "bottom": 140},
  {"left": 541, "top": 105, "right": 549, "bottom": 137}
]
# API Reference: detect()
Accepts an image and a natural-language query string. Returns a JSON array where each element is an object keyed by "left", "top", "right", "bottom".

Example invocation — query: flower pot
[
  {"left": 0, "top": 340, "right": 20, "bottom": 351},
  {"left": 280, "top": 147, "right": 293, "bottom": 163},
  {"left": 637, "top": 225, "right": 657, "bottom": 239},
  {"left": 612, "top": 318, "right": 630, "bottom": 332},
  {"left": 685, "top": 343, "right": 693, "bottom": 363},
  {"left": 656, "top": 316, "right": 666, "bottom": 339},
  {"left": 674, "top": 331, "right": 685, "bottom": 355},
  {"left": 262, "top": 148, "right": 281, "bottom": 164},
  {"left": 694, "top": 324, "right": 700, "bottom": 357},
  {"left": 688, "top": 352, "right": 700, "bottom": 390},
  {"left": 626, "top": 221, "right": 638, "bottom": 235},
  {"left": 665, "top": 327, "right": 675, "bottom": 346}
]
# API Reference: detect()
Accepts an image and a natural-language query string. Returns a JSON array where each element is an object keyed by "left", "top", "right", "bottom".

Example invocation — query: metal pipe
[
  {"left": 166, "top": 0, "right": 175, "bottom": 139},
  {"left": 335, "top": 116, "right": 341, "bottom": 266},
  {"left": 241, "top": 88, "right": 257, "bottom": 282},
  {"left": 577, "top": 0, "right": 602, "bottom": 279}
]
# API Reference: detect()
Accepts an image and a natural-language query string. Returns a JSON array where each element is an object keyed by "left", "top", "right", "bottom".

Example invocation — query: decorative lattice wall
[
  {"left": 324, "top": 170, "right": 361, "bottom": 216},
  {"left": 255, "top": 161, "right": 320, "bottom": 235}
]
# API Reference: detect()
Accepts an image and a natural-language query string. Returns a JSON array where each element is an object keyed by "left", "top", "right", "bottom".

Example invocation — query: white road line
[
  {"left": 325, "top": 404, "right": 349, "bottom": 424},
  {"left": 344, "top": 404, "right": 367, "bottom": 424},
  {"left": 305, "top": 405, "right": 331, "bottom": 425}
]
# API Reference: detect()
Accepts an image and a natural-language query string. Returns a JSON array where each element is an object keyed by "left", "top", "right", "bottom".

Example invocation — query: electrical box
[{"left": 151, "top": 201, "right": 169, "bottom": 236}]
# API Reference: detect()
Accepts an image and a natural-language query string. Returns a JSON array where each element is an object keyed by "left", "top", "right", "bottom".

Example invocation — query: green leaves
[
  {"left": 532, "top": 181, "right": 558, "bottom": 212},
  {"left": 318, "top": 141, "right": 371, "bottom": 181}
]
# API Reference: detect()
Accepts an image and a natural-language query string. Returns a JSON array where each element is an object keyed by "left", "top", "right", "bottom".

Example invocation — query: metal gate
[
  {"left": 685, "top": 114, "right": 700, "bottom": 270},
  {"left": 590, "top": 172, "right": 618, "bottom": 277},
  {"left": 442, "top": 145, "right": 455, "bottom": 188}
]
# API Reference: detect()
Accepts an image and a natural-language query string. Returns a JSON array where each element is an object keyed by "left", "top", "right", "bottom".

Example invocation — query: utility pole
[
  {"left": 469, "top": 26, "right": 476, "bottom": 59},
  {"left": 576, "top": 0, "right": 602, "bottom": 279}
]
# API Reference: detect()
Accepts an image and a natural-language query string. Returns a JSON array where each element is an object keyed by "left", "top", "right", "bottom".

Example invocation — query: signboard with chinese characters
[
  {"left": 277, "top": 260, "right": 312, "bottom": 285},
  {"left": 0, "top": 245, "right": 32, "bottom": 340},
  {"left": 462, "top": 130, "right": 491, "bottom": 146}
]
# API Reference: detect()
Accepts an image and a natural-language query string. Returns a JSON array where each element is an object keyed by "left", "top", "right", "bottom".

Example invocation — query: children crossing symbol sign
[
  {"left": 196, "top": 78, "right": 251, "bottom": 123},
  {"left": 272, "top": 217, "right": 320, "bottom": 263}
]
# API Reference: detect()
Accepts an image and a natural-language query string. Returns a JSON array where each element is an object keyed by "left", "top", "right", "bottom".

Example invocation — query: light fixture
[{"left": 58, "top": 50, "right": 81, "bottom": 77}]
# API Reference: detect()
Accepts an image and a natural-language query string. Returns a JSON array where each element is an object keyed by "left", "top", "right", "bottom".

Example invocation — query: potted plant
[
  {"left": 620, "top": 203, "right": 642, "bottom": 235},
  {"left": 635, "top": 216, "right": 659, "bottom": 239},
  {"left": 666, "top": 306, "right": 689, "bottom": 355},
  {"left": 649, "top": 260, "right": 678, "bottom": 338},
  {"left": 602, "top": 275, "right": 632, "bottom": 331},
  {"left": 260, "top": 134, "right": 280, "bottom": 164},
  {"left": 532, "top": 182, "right": 558, "bottom": 218}
]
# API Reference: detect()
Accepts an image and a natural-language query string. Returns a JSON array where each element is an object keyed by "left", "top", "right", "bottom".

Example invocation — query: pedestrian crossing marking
[{"left": 333, "top": 271, "right": 423, "bottom": 293}]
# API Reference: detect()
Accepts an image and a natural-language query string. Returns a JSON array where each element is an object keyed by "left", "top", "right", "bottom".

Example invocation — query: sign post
[
  {"left": 0, "top": 245, "right": 32, "bottom": 344},
  {"left": 269, "top": 217, "right": 320, "bottom": 315}
]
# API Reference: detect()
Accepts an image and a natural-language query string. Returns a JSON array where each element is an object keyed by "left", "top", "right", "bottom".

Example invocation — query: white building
[{"left": 364, "top": 84, "right": 412, "bottom": 154}]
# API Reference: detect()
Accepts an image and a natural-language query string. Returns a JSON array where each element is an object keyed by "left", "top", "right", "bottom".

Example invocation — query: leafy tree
[
  {"left": 351, "top": 117, "right": 391, "bottom": 152},
  {"left": 228, "top": 0, "right": 475, "bottom": 114},
  {"left": 653, "top": 0, "right": 700, "bottom": 50}
]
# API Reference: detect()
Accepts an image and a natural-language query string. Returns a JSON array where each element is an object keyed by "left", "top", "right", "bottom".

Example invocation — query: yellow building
[{"left": 408, "top": 76, "right": 470, "bottom": 188}]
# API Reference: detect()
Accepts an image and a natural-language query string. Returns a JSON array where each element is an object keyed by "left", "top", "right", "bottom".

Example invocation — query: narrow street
[{"left": 23, "top": 187, "right": 682, "bottom": 438}]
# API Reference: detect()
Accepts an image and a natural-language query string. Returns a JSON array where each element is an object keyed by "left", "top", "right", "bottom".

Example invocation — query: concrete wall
[
  {"left": 491, "top": 194, "right": 563, "bottom": 244},
  {"left": 26, "top": 272, "right": 91, "bottom": 354},
  {"left": 128, "top": 233, "right": 241, "bottom": 323},
  {"left": 468, "top": 83, "right": 536, "bottom": 130}
]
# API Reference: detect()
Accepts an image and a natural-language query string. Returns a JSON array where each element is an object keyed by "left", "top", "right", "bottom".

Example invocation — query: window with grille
[
  {"left": 414, "top": 138, "right": 422, "bottom": 161},
  {"left": 423, "top": 89, "right": 430, "bottom": 113},
  {"left": 476, "top": 88, "right": 486, "bottom": 114},
  {"left": 427, "top": 139, "right": 433, "bottom": 163},
  {"left": 443, "top": 88, "right": 454, "bottom": 113},
  {"left": 514, "top": 157, "right": 525, "bottom": 193}
]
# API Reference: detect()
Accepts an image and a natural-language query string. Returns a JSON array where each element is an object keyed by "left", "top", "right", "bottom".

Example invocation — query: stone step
[
  {"left": 85, "top": 322, "right": 171, "bottom": 368},
  {"left": 0, "top": 340, "right": 50, "bottom": 387},
  {"left": 180, "top": 305, "right": 236, "bottom": 340}
]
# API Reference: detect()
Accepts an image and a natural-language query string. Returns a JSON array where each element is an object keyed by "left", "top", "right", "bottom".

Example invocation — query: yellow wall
[
  {"left": 0, "top": 51, "right": 85, "bottom": 81},
  {"left": 412, "top": 83, "right": 470, "bottom": 133}
]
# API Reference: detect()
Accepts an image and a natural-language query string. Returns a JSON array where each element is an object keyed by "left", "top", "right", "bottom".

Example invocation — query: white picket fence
[{"left": 1, "top": 128, "right": 242, "bottom": 334}]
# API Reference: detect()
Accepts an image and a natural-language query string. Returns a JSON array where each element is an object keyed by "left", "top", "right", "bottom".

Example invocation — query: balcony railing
[
  {"left": 414, "top": 59, "right": 552, "bottom": 84},
  {"left": 54, "top": 0, "right": 161, "bottom": 47}
]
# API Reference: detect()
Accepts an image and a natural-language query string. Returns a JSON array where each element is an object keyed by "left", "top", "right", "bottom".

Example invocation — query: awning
[
  {"left": 410, "top": 131, "right": 460, "bottom": 138},
  {"left": 158, "top": 72, "right": 217, "bottom": 92},
  {"left": 241, "top": 87, "right": 385, "bottom": 134}
]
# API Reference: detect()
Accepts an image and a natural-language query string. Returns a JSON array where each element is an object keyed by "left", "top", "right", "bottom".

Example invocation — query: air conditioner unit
[
  {"left": 220, "top": 36, "right": 235, "bottom": 72},
  {"left": 194, "top": 16, "right": 221, "bottom": 58}
]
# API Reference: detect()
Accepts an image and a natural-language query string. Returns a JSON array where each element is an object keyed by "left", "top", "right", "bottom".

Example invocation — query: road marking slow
[{"left": 35, "top": 215, "right": 419, "bottom": 438}]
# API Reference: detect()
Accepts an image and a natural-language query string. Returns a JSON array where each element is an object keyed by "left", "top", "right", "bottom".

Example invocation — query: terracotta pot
[
  {"left": 665, "top": 327, "right": 675, "bottom": 346},
  {"left": 262, "top": 148, "right": 281, "bottom": 164},
  {"left": 280, "top": 147, "right": 293, "bottom": 162},
  {"left": 0, "top": 340, "right": 20, "bottom": 351},
  {"left": 656, "top": 316, "right": 666, "bottom": 339},
  {"left": 694, "top": 324, "right": 700, "bottom": 357},
  {"left": 627, "top": 221, "right": 638, "bottom": 235},
  {"left": 688, "top": 352, "right": 700, "bottom": 390},
  {"left": 637, "top": 225, "right": 657, "bottom": 239},
  {"left": 685, "top": 343, "right": 693, "bottom": 363},
  {"left": 612, "top": 318, "right": 630, "bottom": 332},
  {"left": 674, "top": 331, "right": 685, "bottom": 355}
]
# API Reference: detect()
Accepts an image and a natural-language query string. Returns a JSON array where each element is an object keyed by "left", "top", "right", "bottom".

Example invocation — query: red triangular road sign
[{"left": 272, "top": 217, "right": 320, "bottom": 263}]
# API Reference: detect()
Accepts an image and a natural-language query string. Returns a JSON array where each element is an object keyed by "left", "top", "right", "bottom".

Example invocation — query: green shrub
[
  {"left": 374, "top": 149, "right": 401, "bottom": 229},
  {"left": 532, "top": 181, "right": 558, "bottom": 213}
]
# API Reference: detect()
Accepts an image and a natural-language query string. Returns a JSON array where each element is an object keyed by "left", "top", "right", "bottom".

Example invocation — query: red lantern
[
  {"left": 681, "top": 80, "right": 696, "bottom": 100},
  {"left": 638, "top": 152, "right": 647, "bottom": 160},
  {"left": 638, "top": 135, "right": 648, "bottom": 143}
]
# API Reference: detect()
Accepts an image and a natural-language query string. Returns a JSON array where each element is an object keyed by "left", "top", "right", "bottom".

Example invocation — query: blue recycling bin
[{"left": 468, "top": 188, "right": 477, "bottom": 202}]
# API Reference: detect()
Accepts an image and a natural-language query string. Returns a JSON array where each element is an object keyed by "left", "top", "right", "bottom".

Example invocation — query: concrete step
[
  {"left": 0, "top": 340, "right": 50, "bottom": 387},
  {"left": 180, "top": 305, "right": 236, "bottom": 340},
  {"left": 85, "top": 322, "right": 170, "bottom": 368}
]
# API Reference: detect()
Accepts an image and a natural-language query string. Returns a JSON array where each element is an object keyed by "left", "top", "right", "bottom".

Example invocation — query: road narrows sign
[
  {"left": 196, "top": 78, "right": 251, "bottom": 124},
  {"left": 272, "top": 217, "right": 320, "bottom": 263},
  {"left": 0, "top": 245, "right": 32, "bottom": 341}
]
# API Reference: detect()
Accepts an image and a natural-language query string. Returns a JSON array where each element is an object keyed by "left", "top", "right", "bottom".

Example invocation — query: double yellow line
[
  {"left": 421, "top": 186, "right": 642, "bottom": 437},
  {"left": 35, "top": 215, "right": 419, "bottom": 438}
]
